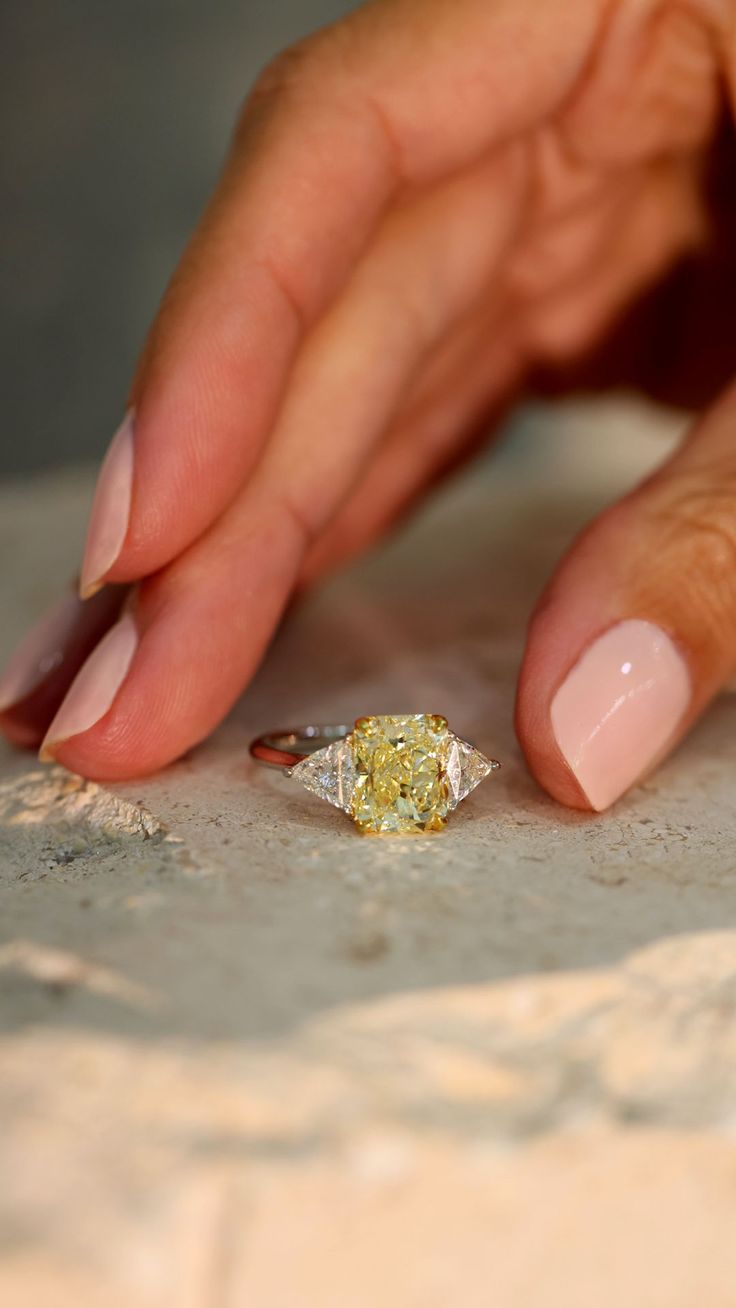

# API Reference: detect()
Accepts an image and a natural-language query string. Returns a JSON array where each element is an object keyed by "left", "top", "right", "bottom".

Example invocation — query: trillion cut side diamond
[
  {"left": 290, "top": 737, "right": 356, "bottom": 814},
  {"left": 445, "top": 735, "right": 496, "bottom": 809},
  {"left": 289, "top": 715, "right": 497, "bottom": 834}
]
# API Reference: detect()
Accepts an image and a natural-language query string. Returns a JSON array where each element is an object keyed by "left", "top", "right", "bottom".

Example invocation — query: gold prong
[{"left": 428, "top": 714, "right": 448, "bottom": 732}]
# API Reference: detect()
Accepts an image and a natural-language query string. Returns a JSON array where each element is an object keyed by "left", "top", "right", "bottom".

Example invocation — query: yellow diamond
[{"left": 350, "top": 714, "right": 452, "bottom": 834}]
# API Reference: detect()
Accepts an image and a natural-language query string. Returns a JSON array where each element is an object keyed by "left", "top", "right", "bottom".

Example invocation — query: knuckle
[
  {"left": 246, "top": 25, "right": 350, "bottom": 114},
  {"left": 249, "top": 38, "right": 321, "bottom": 105},
  {"left": 652, "top": 471, "right": 736, "bottom": 576},
  {"left": 642, "top": 466, "right": 736, "bottom": 645},
  {"left": 523, "top": 299, "right": 595, "bottom": 365},
  {"left": 235, "top": 27, "right": 354, "bottom": 151},
  {"left": 234, "top": 39, "right": 321, "bottom": 151}
]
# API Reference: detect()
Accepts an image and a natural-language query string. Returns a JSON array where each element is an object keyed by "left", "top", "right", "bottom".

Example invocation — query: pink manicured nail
[
  {"left": 40, "top": 611, "right": 138, "bottom": 760},
  {"left": 80, "top": 410, "right": 135, "bottom": 598},
  {"left": 550, "top": 619, "right": 691, "bottom": 811},
  {"left": 0, "top": 591, "right": 84, "bottom": 711}
]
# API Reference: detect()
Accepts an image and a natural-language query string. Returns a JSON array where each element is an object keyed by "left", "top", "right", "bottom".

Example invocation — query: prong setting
[{"left": 287, "top": 714, "right": 498, "bottom": 835}]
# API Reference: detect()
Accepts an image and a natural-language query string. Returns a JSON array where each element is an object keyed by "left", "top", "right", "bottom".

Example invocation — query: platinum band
[{"left": 250, "top": 724, "right": 351, "bottom": 771}]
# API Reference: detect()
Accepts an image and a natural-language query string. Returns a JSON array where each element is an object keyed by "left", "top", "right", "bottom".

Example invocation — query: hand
[{"left": 2, "top": 0, "right": 736, "bottom": 811}]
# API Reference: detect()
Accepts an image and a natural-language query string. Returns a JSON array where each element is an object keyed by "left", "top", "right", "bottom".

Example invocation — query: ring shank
[{"left": 250, "top": 724, "right": 351, "bottom": 770}]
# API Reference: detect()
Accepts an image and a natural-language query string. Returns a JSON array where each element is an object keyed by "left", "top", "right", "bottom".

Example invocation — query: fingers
[
  {"left": 303, "top": 156, "right": 702, "bottom": 584},
  {"left": 0, "top": 586, "right": 128, "bottom": 749},
  {"left": 80, "top": 0, "right": 607, "bottom": 596},
  {"left": 254, "top": 148, "right": 525, "bottom": 530},
  {"left": 516, "top": 379, "right": 736, "bottom": 811},
  {"left": 42, "top": 150, "right": 698, "bottom": 780},
  {"left": 302, "top": 320, "right": 522, "bottom": 584},
  {"left": 41, "top": 491, "right": 302, "bottom": 778},
  {"left": 519, "top": 155, "right": 705, "bottom": 366},
  {"left": 36, "top": 149, "right": 524, "bottom": 779}
]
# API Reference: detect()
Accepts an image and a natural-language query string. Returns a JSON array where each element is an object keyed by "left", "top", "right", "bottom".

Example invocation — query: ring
[{"left": 250, "top": 714, "right": 500, "bottom": 835}]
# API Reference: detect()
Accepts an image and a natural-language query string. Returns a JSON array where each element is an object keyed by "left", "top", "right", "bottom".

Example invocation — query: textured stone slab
[{"left": 1, "top": 400, "right": 735, "bottom": 1306}]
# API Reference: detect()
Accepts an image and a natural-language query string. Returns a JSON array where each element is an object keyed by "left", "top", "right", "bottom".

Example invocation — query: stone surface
[{"left": 1, "top": 399, "right": 736, "bottom": 1306}]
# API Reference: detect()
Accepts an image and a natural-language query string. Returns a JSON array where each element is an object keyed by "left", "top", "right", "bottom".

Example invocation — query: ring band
[
  {"left": 250, "top": 724, "right": 351, "bottom": 770},
  {"left": 250, "top": 714, "right": 500, "bottom": 835}
]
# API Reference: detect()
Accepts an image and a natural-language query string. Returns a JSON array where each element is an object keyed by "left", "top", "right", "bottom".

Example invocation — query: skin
[{"left": 5, "top": 0, "right": 736, "bottom": 806}]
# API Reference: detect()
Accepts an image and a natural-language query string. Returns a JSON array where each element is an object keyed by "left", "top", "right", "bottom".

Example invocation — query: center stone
[{"left": 350, "top": 714, "right": 452, "bottom": 834}]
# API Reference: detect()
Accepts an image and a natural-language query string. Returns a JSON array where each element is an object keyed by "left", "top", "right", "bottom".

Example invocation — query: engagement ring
[{"left": 250, "top": 714, "right": 500, "bottom": 834}]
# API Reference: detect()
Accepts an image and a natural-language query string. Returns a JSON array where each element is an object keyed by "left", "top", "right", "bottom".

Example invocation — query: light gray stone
[{"left": 1, "top": 399, "right": 735, "bottom": 1307}]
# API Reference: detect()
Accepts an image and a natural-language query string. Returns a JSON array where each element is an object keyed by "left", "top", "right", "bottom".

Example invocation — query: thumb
[{"left": 516, "top": 383, "right": 736, "bottom": 811}]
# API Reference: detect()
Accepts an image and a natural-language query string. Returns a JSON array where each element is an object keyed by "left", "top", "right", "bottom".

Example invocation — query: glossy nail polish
[
  {"left": 550, "top": 618, "right": 691, "bottom": 811},
  {"left": 0, "top": 591, "right": 84, "bottom": 713},
  {"left": 79, "top": 410, "right": 135, "bottom": 599},
  {"left": 40, "top": 611, "right": 138, "bottom": 760},
  {"left": 0, "top": 585, "right": 129, "bottom": 748}
]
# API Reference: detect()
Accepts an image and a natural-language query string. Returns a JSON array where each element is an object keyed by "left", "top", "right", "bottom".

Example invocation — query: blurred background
[
  {"left": 2, "top": 0, "right": 354, "bottom": 476},
  {"left": 5, "top": 1, "right": 736, "bottom": 482}
]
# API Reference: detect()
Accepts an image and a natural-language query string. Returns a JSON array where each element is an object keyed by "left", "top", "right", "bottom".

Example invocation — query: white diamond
[
  {"left": 290, "top": 737, "right": 356, "bottom": 814},
  {"left": 445, "top": 735, "right": 497, "bottom": 811}
]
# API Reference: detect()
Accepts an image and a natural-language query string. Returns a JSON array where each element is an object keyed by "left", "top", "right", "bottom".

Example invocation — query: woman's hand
[{"left": 2, "top": 0, "right": 736, "bottom": 811}]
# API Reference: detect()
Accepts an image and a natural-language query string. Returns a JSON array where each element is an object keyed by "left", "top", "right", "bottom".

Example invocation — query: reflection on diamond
[
  {"left": 351, "top": 714, "right": 450, "bottom": 834},
  {"left": 446, "top": 736, "right": 495, "bottom": 807},
  {"left": 290, "top": 738, "right": 356, "bottom": 814}
]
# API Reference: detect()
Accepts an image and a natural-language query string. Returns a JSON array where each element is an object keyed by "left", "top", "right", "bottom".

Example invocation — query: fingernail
[
  {"left": 0, "top": 585, "right": 129, "bottom": 749},
  {"left": 80, "top": 410, "right": 135, "bottom": 599},
  {"left": 40, "top": 611, "right": 138, "bottom": 761},
  {"left": 550, "top": 618, "right": 691, "bottom": 811},
  {"left": 0, "top": 591, "right": 85, "bottom": 712}
]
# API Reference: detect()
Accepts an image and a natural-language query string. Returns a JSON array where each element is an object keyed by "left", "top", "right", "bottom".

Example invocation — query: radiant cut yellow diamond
[
  {"left": 288, "top": 713, "right": 498, "bottom": 834},
  {"left": 350, "top": 714, "right": 453, "bottom": 834}
]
